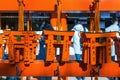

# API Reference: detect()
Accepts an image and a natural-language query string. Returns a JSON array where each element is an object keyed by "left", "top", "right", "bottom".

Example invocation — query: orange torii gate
[{"left": 0, "top": 1, "right": 120, "bottom": 80}]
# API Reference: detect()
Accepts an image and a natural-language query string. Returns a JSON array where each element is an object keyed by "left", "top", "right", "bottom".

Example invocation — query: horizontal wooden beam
[
  {"left": 0, "top": 0, "right": 120, "bottom": 11},
  {"left": 0, "top": 60, "right": 120, "bottom": 77},
  {"left": 0, "top": 60, "right": 58, "bottom": 76}
]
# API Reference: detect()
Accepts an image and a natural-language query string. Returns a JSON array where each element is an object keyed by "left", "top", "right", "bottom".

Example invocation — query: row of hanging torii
[{"left": 0, "top": 0, "right": 120, "bottom": 80}]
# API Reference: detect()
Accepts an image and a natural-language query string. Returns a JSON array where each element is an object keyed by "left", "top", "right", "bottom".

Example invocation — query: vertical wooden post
[
  {"left": 27, "top": 11, "right": 32, "bottom": 31},
  {"left": 57, "top": 0, "right": 61, "bottom": 31},
  {"left": 18, "top": 0, "right": 24, "bottom": 31},
  {"left": 94, "top": 0, "right": 100, "bottom": 32}
]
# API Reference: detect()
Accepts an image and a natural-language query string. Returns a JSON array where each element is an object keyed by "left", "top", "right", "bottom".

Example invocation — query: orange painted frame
[
  {"left": 0, "top": 0, "right": 120, "bottom": 11},
  {"left": 0, "top": 60, "right": 120, "bottom": 77}
]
